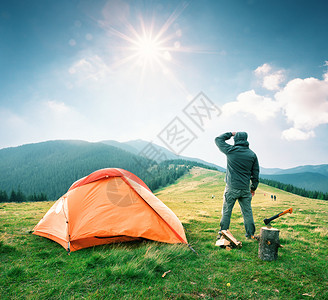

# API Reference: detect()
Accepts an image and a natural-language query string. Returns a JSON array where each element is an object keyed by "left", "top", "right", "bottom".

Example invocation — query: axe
[{"left": 263, "top": 208, "right": 293, "bottom": 225}]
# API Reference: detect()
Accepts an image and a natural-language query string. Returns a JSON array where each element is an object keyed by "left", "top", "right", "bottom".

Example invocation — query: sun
[
  {"left": 106, "top": 4, "right": 187, "bottom": 73},
  {"left": 136, "top": 36, "right": 160, "bottom": 61},
  {"left": 101, "top": 3, "right": 218, "bottom": 94},
  {"left": 132, "top": 33, "right": 172, "bottom": 71},
  {"left": 108, "top": 21, "right": 175, "bottom": 75},
  {"left": 104, "top": 3, "right": 198, "bottom": 93}
]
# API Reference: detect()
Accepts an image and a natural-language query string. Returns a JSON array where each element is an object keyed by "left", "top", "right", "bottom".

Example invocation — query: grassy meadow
[{"left": 1, "top": 167, "right": 327, "bottom": 299}]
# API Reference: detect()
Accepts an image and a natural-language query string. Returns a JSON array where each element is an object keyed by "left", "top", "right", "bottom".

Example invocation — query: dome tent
[{"left": 33, "top": 168, "right": 187, "bottom": 252}]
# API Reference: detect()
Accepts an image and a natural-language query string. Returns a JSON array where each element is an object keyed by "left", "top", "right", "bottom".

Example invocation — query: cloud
[
  {"left": 324, "top": 61, "right": 328, "bottom": 81},
  {"left": 324, "top": 72, "right": 328, "bottom": 81},
  {"left": 281, "top": 128, "right": 315, "bottom": 141},
  {"left": 222, "top": 89, "right": 280, "bottom": 122},
  {"left": 262, "top": 70, "right": 285, "bottom": 91},
  {"left": 68, "top": 55, "right": 111, "bottom": 84},
  {"left": 222, "top": 63, "right": 328, "bottom": 141},
  {"left": 254, "top": 63, "right": 271, "bottom": 75},
  {"left": 255, "top": 63, "right": 285, "bottom": 91},
  {"left": 276, "top": 77, "right": 328, "bottom": 134},
  {"left": 46, "top": 100, "right": 70, "bottom": 114}
]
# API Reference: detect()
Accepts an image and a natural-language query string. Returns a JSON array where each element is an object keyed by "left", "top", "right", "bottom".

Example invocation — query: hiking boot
[
  {"left": 216, "top": 231, "right": 223, "bottom": 240},
  {"left": 246, "top": 235, "right": 259, "bottom": 241}
]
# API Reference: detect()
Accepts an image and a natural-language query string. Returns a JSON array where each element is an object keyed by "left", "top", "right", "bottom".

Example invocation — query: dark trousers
[{"left": 220, "top": 186, "right": 255, "bottom": 237}]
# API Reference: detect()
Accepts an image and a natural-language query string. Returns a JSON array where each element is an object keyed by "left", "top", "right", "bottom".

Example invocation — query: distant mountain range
[
  {"left": 260, "top": 165, "right": 328, "bottom": 193},
  {"left": 0, "top": 139, "right": 220, "bottom": 200},
  {"left": 106, "top": 139, "right": 328, "bottom": 193},
  {"left": 0, "top": 139, "right": 327, "bottom": 199},
  {"left": 261, "top": 165, "right": 328, "bottom": 177},
  {"left": 100, "top": 139, "right": 225, "bottom": 172}
]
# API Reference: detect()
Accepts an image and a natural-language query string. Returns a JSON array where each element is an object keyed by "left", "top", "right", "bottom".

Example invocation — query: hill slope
[
  {"left": 261, "top": 164, "right": 328, "bottom": 176},
  {"left": 261, "top": 172, "right": 328, "bottom": 193},
  {"left": 260, "top": 164, "right": 328, "bottom": 193},
  {"left": 101, "top": 139, "right": 226, "bottom": 172},
  {"left": 0, "top": 140, "right": 215, "bottom": 200},
  {"left": 0, "top": 140, "right": 153, "bottom": 199},
  {"left": 0, "top": 167, "right": 327, "bottom": 299}
]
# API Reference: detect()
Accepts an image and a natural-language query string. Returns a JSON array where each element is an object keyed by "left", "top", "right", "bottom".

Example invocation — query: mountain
[
  {"left": 101, "top": 139, "right": 226, "bottom": 172},
  {"left": 0, "top": 139, "right": 219, "bottom": 201},
  {"left": 103, "top": 140, "right": 328, "bottom": 193},
  {"left": 260, "top": 167, "right": 284, "bottom": 175},
  {"left": 1, "top": 138, "right": 326, "bottom": 200},
  {"left": 275, "top": 165, "right": 328, "bottom": 177},
  {"left": 261, "top": 164, "right": 328, "bottom": 177},
  {"left": 261, "top": 172, "right": 328, "bottom": 193},
  {"left": 99, "top": 140, "right": 139, "bottom": 155},
  {"left": 0, "top": 140, "right": 153, "bottom": 200},
  {"left": 260, "top": 165, "right": 328, "bottom": 193}
]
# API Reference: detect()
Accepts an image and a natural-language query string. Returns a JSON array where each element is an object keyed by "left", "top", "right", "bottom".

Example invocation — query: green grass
[{"left": 1, "top": 167, "right": 327, "bottom": 299}]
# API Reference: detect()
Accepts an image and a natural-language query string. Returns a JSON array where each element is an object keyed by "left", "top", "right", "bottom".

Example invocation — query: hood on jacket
[{"left": 234, "top": 132, "right": 249, "bottom": 147}]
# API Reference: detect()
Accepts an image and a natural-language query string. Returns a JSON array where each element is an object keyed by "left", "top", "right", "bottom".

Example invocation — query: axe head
[{"left": 263, "top": 218, "right": 271, "bottom": 225}]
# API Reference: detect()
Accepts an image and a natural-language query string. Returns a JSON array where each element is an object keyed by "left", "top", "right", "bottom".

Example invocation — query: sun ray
[{"left": 104, "top": 2, "right": 220, "bottom": 96}]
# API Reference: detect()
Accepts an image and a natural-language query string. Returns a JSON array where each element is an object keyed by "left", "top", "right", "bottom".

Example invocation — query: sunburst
[{"left": 104, "top": 4, "right": 191, "bottom": 92}]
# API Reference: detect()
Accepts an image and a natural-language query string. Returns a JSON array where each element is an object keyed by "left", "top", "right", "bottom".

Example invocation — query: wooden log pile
[{"left": 215, "top": 229, "right": 242, "bottom": 249}]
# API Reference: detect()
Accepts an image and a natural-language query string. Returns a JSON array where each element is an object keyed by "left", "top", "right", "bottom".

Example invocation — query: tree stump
[{"left": 258, "top": 227, "right": 281, "bottom": 261}]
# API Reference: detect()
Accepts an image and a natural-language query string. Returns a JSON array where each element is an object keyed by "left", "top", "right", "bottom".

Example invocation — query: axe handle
[
  {"left": 266, "top": 212, "right": 282, "bottom": 223},
  {"left": 265, "top": 208, "right": 293, "bottom": 224}
]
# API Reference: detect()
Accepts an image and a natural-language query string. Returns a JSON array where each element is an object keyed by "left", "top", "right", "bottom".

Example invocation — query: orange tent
[{"left": 33, "top": 168, "right": 187, "bottom": 252}]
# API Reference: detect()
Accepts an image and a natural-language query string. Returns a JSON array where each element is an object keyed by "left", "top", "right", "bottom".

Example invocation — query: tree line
[
  {"left": 0, "top": 189, "right": 48, "bottom": 203},
  {"left": 0, "top": 158, "right": 216, "bottom": 203},
  {"left": 260, "top": 178, "right": 328, "bottom": 201},
  {"left": 142, "top": 159, "right": 216, "bottom": 191}
]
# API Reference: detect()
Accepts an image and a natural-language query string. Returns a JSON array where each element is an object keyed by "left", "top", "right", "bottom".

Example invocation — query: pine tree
[{"left": 0, "top": 190, "right": 9, "bottom": 203}]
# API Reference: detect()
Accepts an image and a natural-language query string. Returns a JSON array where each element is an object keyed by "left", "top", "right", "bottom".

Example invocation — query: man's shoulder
[{"left": 247, "top": 147, "right": 257, "bottom": 156}]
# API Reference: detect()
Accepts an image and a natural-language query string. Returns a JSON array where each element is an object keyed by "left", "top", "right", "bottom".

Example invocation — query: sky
[{"left": 1, "top": 0, "right": 328, "bottom": 169}]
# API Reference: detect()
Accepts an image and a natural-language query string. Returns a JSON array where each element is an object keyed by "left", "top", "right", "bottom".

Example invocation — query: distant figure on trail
[
  {"left": 271, "top": 195, "right": 273, "bottom": 200},
  {"left": 274, "top": 195, "right": 276, "bottom": 201},
  {"left": 215, "top": 132, "right": 260, "bottom": 240}
]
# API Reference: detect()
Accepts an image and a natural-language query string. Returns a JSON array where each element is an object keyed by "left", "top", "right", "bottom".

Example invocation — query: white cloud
[
  {"left": 222, "top": 89, "right": 280, "bottom": 122},
  {"left": 275, "top": 77, "right": 328, "bottom": 131},
  {"left": 323, "top": 61, "right": 328, "bottom": 81},
  {"left": 46, "top": 100, "right": 70, "bottom": 114},
  {"left": 221, "top": 63, "right": 328, "bottom": 141},
  {"left": 68, "top": 55, "right": 111, "bottom": 84},
  {"left": 281, "top": 128, "right": 315, "bottom": 141},
  {"left": 262, "top": 70, "right": 284, "bottom": 91},
  {"left": 254, "top": 63, "right": 271, "bottom": 75},
  {"left": 324, "top": 72, "right": 328, "bottom": 81},
  {"left": 255, "top": 63, "right": 285, "bottom": 91}
]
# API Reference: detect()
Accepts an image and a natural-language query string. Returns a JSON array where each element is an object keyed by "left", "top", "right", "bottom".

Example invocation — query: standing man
[{"left": 215, "top": 132, "right": 259, "bottom": 240}]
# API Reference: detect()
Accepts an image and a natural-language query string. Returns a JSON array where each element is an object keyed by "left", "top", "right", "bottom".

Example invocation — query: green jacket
[{"left": 215, "top": 132, "right": 259, "bottom": 191}]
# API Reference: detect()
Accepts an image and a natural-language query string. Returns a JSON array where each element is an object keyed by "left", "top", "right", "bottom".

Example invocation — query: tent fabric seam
[{"left": 124, "top": 177, "right": 187, "bottom": 244}]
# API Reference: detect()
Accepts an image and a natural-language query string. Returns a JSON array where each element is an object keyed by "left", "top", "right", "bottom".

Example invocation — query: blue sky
[{"left": 1, "top": 0, "right": 328, "bottom": 168}]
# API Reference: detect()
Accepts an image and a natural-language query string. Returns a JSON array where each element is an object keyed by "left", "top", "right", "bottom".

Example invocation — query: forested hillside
[
  {"left": 261, "top": 172, "right": 328, "bottom": 193},
  {"left": 0, "top": 140, "right": 148, "bottom": 200},
  {"left": 0, "top": 140, "right": 215, "bottom": 201},
  {"left": 260, "top": 178, "right": 328, "bottom": 200}
]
